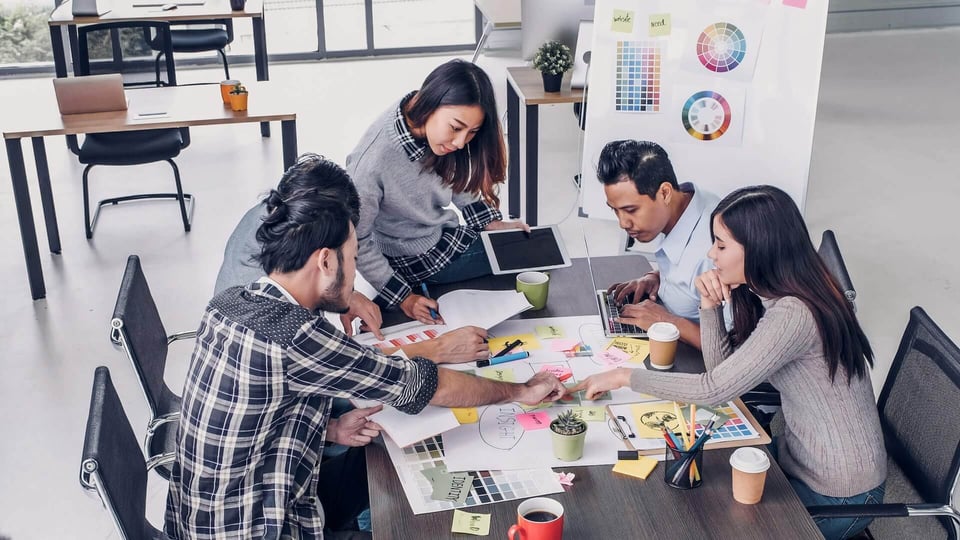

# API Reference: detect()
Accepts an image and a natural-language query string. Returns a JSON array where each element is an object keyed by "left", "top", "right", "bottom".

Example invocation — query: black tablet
[{"left": 479, "top": 224, "right": 572, "bottom": 275}]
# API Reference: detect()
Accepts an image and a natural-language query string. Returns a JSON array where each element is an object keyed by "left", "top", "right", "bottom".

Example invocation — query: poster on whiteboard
[{"left": 580, "top": 0, "right": 829, "bottom": 220}]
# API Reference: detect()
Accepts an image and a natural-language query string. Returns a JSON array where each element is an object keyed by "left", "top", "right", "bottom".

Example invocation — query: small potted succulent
[
  {"left": 532, "top": 40, "right": 574, "bottom": 93},
  {"left": 229, "top": 83, "right": 248, "bottom": 112},
  {"left": 550, "top": 410, "right": 588, "bottom": 461}
]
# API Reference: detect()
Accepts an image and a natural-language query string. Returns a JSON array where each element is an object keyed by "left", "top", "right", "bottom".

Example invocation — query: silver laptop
[
  {"left": 583, "top": 229, "right": 647, "bottom": 338},
  {"left": 53, "top": 75, "right": 128, "bottom": 115}
]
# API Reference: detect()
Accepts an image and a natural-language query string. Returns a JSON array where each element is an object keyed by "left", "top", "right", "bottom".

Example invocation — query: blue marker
[
  {"left": 476, "top": 351, "right": 530, "bottom": 368},
  {"left": 420, "top": 283, "right": 439, "bottom": 320}
]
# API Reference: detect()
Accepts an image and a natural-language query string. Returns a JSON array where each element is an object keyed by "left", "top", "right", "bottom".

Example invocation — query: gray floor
[{"left": 0, "top": 26, "right": 958, "bottom": 539}]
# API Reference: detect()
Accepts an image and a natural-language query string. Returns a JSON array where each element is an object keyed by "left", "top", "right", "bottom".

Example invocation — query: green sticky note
[
  {"left": 479, "top": 367, "right": 515, "bottom": 383},
  {"left": 611, "top": 9, "right": 634, "bottom": 33},
  {"left": 535, "top": 325, "right": 565, "bottom": 339},
  {"left": 452, "top": 509, "right": 491, "bottom": 536},
  {"left": 648, "top": 13, "right": 671, "bottom": 36},
  {"left": 572, "top": 406, "right": 607, "bottom": 422},
  {"left": 420, "top": 464, "right": 448, "bottom": 485}
]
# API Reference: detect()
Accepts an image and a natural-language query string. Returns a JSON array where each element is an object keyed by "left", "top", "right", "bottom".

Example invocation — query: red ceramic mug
[{"left": 507, "top": 497, "right": 564, "bottom": 540}]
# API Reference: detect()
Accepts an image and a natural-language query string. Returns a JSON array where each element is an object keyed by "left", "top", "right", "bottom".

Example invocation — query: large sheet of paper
[{"left": 437, "top": 289, "right": 532, "bottom": 330}]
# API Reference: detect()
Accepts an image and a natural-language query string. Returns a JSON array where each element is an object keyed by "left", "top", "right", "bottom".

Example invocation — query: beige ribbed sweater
[{"left": 629, "top": 296, "right": 886, "bottom": 497}]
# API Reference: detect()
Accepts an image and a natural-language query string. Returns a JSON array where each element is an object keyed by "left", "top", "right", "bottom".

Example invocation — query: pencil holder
[{"left": 664, "top": 445, "right": 704, "bottom": 489}]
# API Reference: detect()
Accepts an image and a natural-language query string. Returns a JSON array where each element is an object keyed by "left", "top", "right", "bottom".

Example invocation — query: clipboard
[{"left": 605, "top": 398, "right": 771, "bottom": 456}]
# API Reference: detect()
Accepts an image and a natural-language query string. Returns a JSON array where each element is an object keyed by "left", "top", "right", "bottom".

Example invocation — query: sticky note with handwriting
[
  {"left": 452, "top": 407, "right": 479, "bottom": 424},
  {"left": 479, "top": 367, "right": 515, "bottom": 383},
  {"left": 648, "top": 13, "right": 671, "bottom": 36},
  {"left": 516, "top": 411, "right": 551, "bottom": 431},
  {"left": 535, "top": 325, "right": 565, "bottom": 339},
  {"left": 452, "top": 509, "right": 491, "bottom": 536},
  {"left": 611, "top": 9, "right": 635, "bottom": 33}
]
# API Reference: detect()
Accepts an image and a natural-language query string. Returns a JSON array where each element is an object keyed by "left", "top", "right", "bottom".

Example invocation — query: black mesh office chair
[
  {"left": 110, "top": 255, "right": 195, "bottom": 480},
  {"left": 80, "top": 366, "right": 169, "bottom": 540},
  {"left": 76, "top": 22, "right": 194, "bottom": 239},
  {"left": 150, "top": 20, "right": 234, "bottom": 84},
  {"left": 808, "top": 306, "right": 960, "bottom": 539}
]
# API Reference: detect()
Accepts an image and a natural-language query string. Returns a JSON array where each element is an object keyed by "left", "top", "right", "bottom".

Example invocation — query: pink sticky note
[
  {"left": 516, "top": 412, "right": 551, "bottom": 430},
  {"left": 540, "top": 365, "right": 573, "bottom": 379},
  {"left": 598, "top": 348, "right": 630, "bottom": 366},
  {"left": 783, "top": 0, "right": 807, "bottom": 8},
  {"left": 550, "top": 339, "right": 581, "bottom": 352}
]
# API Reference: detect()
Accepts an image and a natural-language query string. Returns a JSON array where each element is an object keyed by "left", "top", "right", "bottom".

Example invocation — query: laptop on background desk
[{"left": 53, "top": 74, "right": 128, "bottom": 115}]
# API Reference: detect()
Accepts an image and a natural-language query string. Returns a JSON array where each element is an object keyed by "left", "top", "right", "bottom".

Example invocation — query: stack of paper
[{"left": 437, "top": 289, "right": 532, "bottom": 330}]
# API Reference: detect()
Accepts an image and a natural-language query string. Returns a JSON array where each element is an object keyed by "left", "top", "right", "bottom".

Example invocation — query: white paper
[
  {"left": 355, "top": 400, "right": 460, "bottom": 448},
  {"left": 437, "top": 289, "right": 532, "bottom": 330}
]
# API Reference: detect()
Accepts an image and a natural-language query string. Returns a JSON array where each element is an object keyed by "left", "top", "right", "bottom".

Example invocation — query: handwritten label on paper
[
  {"left": 431, "top": 472, "right": 474, "bottom": 504},
  {"left": 479, "top": 367, "right": 515, "bottom": 382},
  {"left": 648, "top": 13, "right": 671, "bottom": 36},
  {"left": 535, "top": 325, "right": 565, "bottom": 339},
  {"left": 598, "top": 347, "right": 631, "bottom": 366},
  {"left": 479, "top": 404, "right": 524, "bottom": 450},
  {"left": 608, "top": 337, "right": 651, "bottom": 363},
  {"left": 452, "top": 509, "right": 491, "bottom": 536},
  {"left": 516, "top": 412, "right": 551, "bottom": 431},
  {"left": 611, "top": 9, "right": 635, "bottom": 33},
  {"left": 571, "top": 406, "right": 607, "bottom": 422},
  {"left": 539, "top": 365, "right": 573, "bottom": 380}
]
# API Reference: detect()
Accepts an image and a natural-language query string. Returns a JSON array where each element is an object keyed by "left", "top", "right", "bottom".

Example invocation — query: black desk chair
[
  {"left": 80, "top": 366, "right": 169, "bottom": 540},
  {"left": 110, "top": 255, "right": 195, "bottom": 480},
  {"left": 808, "top": 306, "right": 960, "bottom": 539},
  {"left": 150, "top": 20, "right": 234, "bottom": 84},
  {"left": 76, "top": 22, "right": 194, "bottom": 239}
]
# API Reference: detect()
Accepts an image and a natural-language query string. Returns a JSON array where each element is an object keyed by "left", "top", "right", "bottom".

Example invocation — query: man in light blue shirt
[{"left": 598, "top": 140, "right": 719, "bottom": 349}]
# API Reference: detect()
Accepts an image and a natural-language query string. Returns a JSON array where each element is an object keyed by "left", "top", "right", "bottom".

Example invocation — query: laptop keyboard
[{"left": 603, "top": 292, "right": 644, "bottom": 335}]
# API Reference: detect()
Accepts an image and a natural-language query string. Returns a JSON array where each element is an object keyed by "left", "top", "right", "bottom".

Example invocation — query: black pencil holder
[{"left": 664, "top": 445, "right": 704, "bottom": 489}]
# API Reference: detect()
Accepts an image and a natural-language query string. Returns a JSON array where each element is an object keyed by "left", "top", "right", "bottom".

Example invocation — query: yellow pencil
[{"left": 673, "top": 402, "right": 688, "bottom": 449}]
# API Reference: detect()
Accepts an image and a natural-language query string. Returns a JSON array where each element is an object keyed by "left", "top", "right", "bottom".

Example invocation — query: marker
[
  {"left": 493, "top": 338, "right": 523, "bottom": 358},
  {"left": 557, "top": 372, "right": 573, "bottom": 383},
  {"left": 476, "top": 351, "right": 530, "bottom": 367},
  {"left": 420, "top": 283, "right": 439, "bottom": 320}
]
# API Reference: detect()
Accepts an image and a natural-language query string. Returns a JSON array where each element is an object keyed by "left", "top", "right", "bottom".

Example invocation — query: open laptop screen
[{"left": 53, "top": 74, "right": 128, "bottom": 115}]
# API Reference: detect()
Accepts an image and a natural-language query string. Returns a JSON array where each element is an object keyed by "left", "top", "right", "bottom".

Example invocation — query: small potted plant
[
  {"left": 532, "top": 40, "right": 574, "bottom": 93},
  {"left": 229, "top": 83, "right": 248, "bottom": 112},
  {"left": 550, "top": 410, "right": 588, "bottom": 461}
]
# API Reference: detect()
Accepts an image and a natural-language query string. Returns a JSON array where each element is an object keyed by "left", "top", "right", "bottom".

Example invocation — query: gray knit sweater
[
  {"left": 346, "top": 99, "right": 486, "bottom": 293},
  {"left": 630, "top": 296, "right": 886, "bottom": 497}
]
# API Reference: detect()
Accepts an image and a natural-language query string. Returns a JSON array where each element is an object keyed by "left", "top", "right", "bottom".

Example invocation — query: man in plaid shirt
[{"left": 165, "top": 157, "right": 565, "bottom": 539}]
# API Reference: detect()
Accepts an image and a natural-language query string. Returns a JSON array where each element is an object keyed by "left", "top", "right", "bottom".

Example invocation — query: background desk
[
  {"left": 2, "top": 82, "right": 296, "bottom": 300},
  {"left": 506, "top": 66, "right": 584, "bottom": 226},
  {"left": 472, "top": 0, "right": 521, "bottom": 62},
  {"left": 48, "top": 0, "right": 271, "bottom": 136},
  {"left": 371, "top": 256, "right": 823, "bottom": 539}
]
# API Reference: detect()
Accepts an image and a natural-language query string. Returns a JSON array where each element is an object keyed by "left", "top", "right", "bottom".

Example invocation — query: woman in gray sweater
[
  {"left": 574, "top": 185, "right": 885, "bottom": 540},
  {"left": 346, "top": 60, "right": 527, "bottom": 325}
]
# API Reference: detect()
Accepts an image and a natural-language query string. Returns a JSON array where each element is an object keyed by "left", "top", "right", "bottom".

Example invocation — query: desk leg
[
  {"left": 525, "top": 104, "right": 539, "bottom": 226},
  {"left": 32, "top": 138, "right": 61, "bottom": 254},
  {"left": 50, "top": 26, "right": 67, "bottom": 78},
  {"left": 6, "top": 139, "right": 46, "bottom": 300},
  {"left": 507, "top": 81, "right": 520, "bottom": 220},
  {"left": 252, "top": 15, "right": 271, "bottom": 138},
  {"left": 281, "top": 119, "right": 297, "bottom": 171}
]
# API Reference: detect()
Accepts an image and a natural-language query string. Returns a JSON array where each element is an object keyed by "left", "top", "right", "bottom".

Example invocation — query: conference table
[
  {"left": 371, "top": 255, "right": 823, "bottom": 539},
  {"left": 2, "top": 81, "right": 296, "bottom": 300},
  {"left": 48, "top": 0, "right": 272, "bottom": 136}
]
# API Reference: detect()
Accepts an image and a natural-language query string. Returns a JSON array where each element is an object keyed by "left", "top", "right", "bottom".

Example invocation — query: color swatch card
[{"left": 614, "top": 41, "right": 664, "bottom": 113}]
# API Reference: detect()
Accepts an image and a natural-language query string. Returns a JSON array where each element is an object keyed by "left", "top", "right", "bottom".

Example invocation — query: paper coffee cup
[
  {"left": 647, "top": 322, "right": 680, "bottom": 370},
  {"left": 729, "top": 447, "right": 771, "bottom": 504}
]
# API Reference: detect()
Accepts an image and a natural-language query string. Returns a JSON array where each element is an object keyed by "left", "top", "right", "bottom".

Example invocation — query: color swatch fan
[{"left": 697, "top": 22, "right": 747, "bottom": 73}]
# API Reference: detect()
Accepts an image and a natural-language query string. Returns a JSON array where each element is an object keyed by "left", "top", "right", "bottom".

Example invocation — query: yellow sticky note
[
  {"left": 535, "top": 325, "right": 565, "bottom": 339},
  {"left": 648, "top": 13, "right": 671, "bottom": 36},
  {"left": 488, "top": 334, "right": 540, "bottom": 354},
  {"left": 608, "top": 337, "right": 651, "bottom": 364},
  {"left": 452, "top": 407, "right": 479, "bottom": 424},
  {"left": 611, "top": 9, "right": 635, "bottom": 33},
  {"left": 571, "top": 406, "right": 607, "bottom": 422},
  {"left": 479, "top": 367, "right": 515, "bottom": 383},
  {"left": 612, "top": 457, "right": 658, "bottom": 480},
  {"left": 630, "top": 402, "right": 683, "bottom": 438},
  {"left": 452, "top": 509, "right": 491, "bottom": 536}
]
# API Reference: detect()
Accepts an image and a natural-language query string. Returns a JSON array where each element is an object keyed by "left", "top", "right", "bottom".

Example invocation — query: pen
[
  {"left": 476, "top": 351, "right": 529, "bottom": 367},
  {"left": 420, "top": 283, "right": 439, "bottom": 320},
  {"left": 493, "top": 339, "right": 523, "bottom": 358},
  {"left": 558, "top": 372, "right": 573, "bottom": 382}
]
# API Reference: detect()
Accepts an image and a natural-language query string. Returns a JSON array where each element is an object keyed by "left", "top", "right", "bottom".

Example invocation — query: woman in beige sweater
[{"left": 574, "top": 185, "right": 885, "bottom": 540}]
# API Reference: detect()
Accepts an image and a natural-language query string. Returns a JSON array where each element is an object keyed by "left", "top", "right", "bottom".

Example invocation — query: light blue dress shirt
[{"left": 653, "top": 183, "right": 719, "bottom": 322}]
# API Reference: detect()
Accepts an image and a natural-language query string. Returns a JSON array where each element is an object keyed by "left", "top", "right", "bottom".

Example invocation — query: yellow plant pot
[{"left": 230, "top": 93, "right": 248, "bottom": 112}]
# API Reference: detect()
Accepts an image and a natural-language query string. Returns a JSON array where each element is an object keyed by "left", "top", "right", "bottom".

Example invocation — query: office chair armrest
[
  {"left": 167, "top": 330, "right": 197, "bottom": 344},
  {"left": 808, "top": 503, "right": 909, "bottom": 519},
  {"left": 145, "top": 451, "right": 176, "bottom": 472},
  {"left": 147, "top": 412, "right": 179, "bottom": 433}
]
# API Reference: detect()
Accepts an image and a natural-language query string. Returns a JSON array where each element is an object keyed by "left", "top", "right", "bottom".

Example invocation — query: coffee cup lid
[
  {"left": 647, "top": 322, "right": 680, "bottom": 341},
  {"left": 729, "top": 447, "right": 770, "bottom": 473}
]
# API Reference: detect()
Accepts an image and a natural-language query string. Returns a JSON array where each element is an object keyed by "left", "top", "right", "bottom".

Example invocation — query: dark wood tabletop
[{"left": 369, "top": 256, "right": 823, "bottom": 539}]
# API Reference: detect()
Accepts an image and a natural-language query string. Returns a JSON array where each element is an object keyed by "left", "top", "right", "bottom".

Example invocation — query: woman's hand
[
  {"left": 568, "top": 368, "right": 632, "bottom": 401},
  {"left": 400, "top": 293, "right": 443, "bottom": 325},
  {"left": 484, "top": 220, "right": 531, "bottom": 233},
  {"left": 694, "top": 269, "right": 731, "bottom": 310}
]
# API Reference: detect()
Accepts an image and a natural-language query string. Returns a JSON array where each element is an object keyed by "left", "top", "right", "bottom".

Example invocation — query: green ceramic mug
[{"left": 516, "top": 271, "right": 550, "bottom": 310}]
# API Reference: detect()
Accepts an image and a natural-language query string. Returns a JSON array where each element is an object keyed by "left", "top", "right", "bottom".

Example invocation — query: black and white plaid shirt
[
  {"left": 165, "top": 279, "right": 438, "bottom": 539},
  {"left": 377, "top": 92, "right": 502, "bottom": 308}
]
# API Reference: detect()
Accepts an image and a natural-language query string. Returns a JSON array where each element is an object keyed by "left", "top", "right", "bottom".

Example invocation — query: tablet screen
[{"left": 485, "top": 228, "right": 567, "bottom": 272}]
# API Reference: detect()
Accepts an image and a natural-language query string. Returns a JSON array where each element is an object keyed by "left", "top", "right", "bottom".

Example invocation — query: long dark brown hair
[
  {"left": 713, "top": 185, "right": 873, "bottom": 383},
  {"left": 404, "top": 59, "right": 506, "bottom": 207}
]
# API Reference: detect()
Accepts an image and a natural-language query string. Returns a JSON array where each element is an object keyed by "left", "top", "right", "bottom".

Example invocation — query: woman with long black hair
[
  {"left": 573, "top": 185, "right": 885, "bottom": 540},
  {"left": 347, "top": 59, "right": 527, "bottom": 325}
]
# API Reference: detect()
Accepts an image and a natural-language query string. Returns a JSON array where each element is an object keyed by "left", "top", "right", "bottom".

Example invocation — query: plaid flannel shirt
[
  {"left": 165, "top": 279, "right": 438, "bottom": 539},
  {"left": 376, "top": 93, "right": 502, "bottom": 309}
]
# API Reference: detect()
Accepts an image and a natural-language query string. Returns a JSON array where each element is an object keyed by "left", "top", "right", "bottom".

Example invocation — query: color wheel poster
[
  {"left": 679, "top": 2, "right": 766, "bottom": 80},
  {"left": 671, "top": 82, "right": 746, "bottom": 146}
]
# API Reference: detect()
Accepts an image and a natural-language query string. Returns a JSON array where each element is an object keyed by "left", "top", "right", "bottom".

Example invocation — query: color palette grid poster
[
  {"left": 383, "top": 434, "right": 562, "bottom": 515},
  {"left": 614, "top": 41, "right": 662, "bottom": 112},
  {"left": 697, "top": 22, "right": 747, "bottom": 73}
]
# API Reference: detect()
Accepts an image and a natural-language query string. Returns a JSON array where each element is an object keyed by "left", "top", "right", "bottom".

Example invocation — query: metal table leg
[
  {"left": 507, "top": 80, "right": 520, "bottom": 220},
  {"left": 6, "top": 138, "right": 46, "bottom": 299},
  {"left": 525, "top": 103, "right": 539, "bottom": 226}
]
